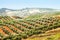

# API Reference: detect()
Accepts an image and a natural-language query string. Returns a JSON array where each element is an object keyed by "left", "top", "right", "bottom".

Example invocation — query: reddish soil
[
  {"left": 3, "top": 26, "right": 15, "bottom": 34},
  {"left": 0, "top": 28, "right": 8, "bottom": 36}
]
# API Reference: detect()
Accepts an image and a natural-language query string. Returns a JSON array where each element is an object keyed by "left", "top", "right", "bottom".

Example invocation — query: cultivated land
[
  {"left": 0, "top": 15, "right": 60, "bottom": 40},
  {"left": 0, "top": 8, "right": 60, "bottom": 40}
]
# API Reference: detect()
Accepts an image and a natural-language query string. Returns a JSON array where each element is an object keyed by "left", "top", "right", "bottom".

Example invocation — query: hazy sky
[{"left": 0, "top": 0, "right": 60, "bottom": 9}]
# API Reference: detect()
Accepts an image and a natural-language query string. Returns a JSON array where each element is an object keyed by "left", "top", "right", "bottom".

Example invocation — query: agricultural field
[
  {"left": 0, "top": 0, "right": 60, "bottom": 40},
  {"left": 0, "top": 12, "right": 60, "bottom": 40}
]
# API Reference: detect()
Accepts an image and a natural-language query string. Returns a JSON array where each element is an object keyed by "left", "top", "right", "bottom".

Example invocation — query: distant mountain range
[{"left": 0, "top": 8, "right": 60, "bottom": 18}]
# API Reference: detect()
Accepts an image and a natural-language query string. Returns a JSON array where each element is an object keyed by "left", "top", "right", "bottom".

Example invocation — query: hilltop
[{"left": 0, "top": 8, "right": 59, "bottom": 18}]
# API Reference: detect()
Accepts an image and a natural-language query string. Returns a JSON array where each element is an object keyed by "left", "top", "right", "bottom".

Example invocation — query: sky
[{"left": 0, "top": 0, "right": 60, "bottom": 9}]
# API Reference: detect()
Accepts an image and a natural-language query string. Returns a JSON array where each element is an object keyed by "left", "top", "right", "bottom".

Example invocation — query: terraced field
[{"left": 0, "top": 16, "right": 60, "bottom": 40}]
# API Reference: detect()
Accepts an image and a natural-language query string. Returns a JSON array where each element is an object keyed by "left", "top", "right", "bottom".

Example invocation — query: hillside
[
  {"left": 0, "top": 14, "right": 60, "bottom": 40},
  {"left": 0, "top": 8, "right": 60, "bottom": 40}
]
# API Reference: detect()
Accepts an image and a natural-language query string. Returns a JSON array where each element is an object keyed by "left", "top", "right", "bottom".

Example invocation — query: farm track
[{"left": 23, "top": 28, "right": 60, "bottom": 40}]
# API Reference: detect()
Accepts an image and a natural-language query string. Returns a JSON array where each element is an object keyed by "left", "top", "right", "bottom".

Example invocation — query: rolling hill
[{"left": 0, "top": 8, "right": 60, "bottom": 40}]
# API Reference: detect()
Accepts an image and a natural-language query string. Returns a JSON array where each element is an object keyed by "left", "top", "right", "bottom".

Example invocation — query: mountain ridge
[{"left": 0, "top": 8, "right": 60, "bottom": 18}]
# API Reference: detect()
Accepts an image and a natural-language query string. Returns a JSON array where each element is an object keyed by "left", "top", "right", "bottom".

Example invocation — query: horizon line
[{"left": 0, "top": 7, "right": 59, "bottom": 10}]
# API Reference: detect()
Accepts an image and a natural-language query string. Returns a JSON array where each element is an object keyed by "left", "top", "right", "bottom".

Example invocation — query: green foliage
[{"left": 0, "top": 14, "right": 60, "bottom": 40}]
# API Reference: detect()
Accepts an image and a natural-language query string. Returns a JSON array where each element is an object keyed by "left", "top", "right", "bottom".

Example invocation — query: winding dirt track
[{"left": 23, "top": 28, "right": 60, "bottom": 40}]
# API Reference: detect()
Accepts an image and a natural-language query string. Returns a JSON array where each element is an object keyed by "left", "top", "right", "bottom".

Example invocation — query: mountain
[
  {"left": 0, "top": 8, "right": 59, "bottom": 18},
  {"left": 0, "top": 8, "right": 16, "bottom": 13}
]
